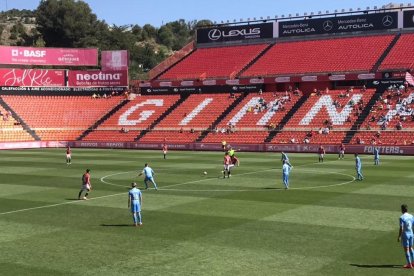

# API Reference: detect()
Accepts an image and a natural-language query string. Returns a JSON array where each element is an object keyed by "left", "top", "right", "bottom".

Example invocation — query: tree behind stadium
[{"left": 35, "top": 0, "right": 104, "bottom": 48}]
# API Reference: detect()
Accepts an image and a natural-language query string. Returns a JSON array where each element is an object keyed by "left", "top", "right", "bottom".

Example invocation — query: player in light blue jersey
[
  {"left": 398, "top": 204, "right": 414, "bottom": 269},
  {"left": 281, "top": 152, "right": 292, "bottom": 167},
  {"left": 354, "top": 153, "right": 363, "bottom": 181},
  {"left": 138, "top": 163, "right": 158, "bottom": 191},
  {"left": 128, "top": 182, "right": 143, "bottom": 227},
  {"left": 374, "top": 147, "right": 380, "bottom": 166},
  {"left": 282, "top": 160, "right": 292, "bottom": 189}
]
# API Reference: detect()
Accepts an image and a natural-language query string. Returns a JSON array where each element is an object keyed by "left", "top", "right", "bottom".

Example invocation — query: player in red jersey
[
  {"left": 162, "top": 144, "right": 168, "bottom": 159},
  {"left": 78, "top": 169, "right": 92, "bottom": 200},
  {"left": 66, "top": 146, "right": 72, "bottom": 165},
  {"left": 223, "top": 152, "right": 234, "bottom": 178},
  {"left": 339, "top": 143, "right": 345, "bottom": 159},
  {"left": 318, "top": 145, "right": 326, "bottom": 163}
]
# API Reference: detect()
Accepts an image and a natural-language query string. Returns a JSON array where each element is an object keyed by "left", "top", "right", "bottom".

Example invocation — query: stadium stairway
[
  {"left": 371, "top": 33, "right": 401, "bottom": 72},
  {"left": 342, "top": 90, "right": 384, "bottom": 144},
  {"left": 134, "top": 94, "right": 190, "bottom": 141},
  {"left": 195, "top": 92, "right": 248, "bottom": 142},
  {"left": 77, "top": 99, "right": 130, "bottom": 141},
  {"left": 152, "top": 49, "right": 197, "bottom": 80},
  {"left": 235, "top": 43, "right": 275, "bottom": 78},
  {"left": 264, "top": 94, "right": 309, "bottom": 143},
  {"left": 0, "top": 96, "right": 40, "bottom": 141}
]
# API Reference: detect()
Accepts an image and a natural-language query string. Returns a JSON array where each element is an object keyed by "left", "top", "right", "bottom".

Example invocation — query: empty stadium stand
[
  {"left": 242, "top": 35, "right": 395, "bottom": 76},
  {"left": 379, "top": 33, "right": 414, "bottom": 71},
  {"left": 158, "top": 44, "right": 269, "bottom": 80},
  {"left": 1, "top": 96, "right": 123, "bottom": 141}
]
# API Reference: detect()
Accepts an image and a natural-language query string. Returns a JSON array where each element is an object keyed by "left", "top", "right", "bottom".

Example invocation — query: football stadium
[{"left": 2, "top": 0, "right": 414, "bottom": 275}]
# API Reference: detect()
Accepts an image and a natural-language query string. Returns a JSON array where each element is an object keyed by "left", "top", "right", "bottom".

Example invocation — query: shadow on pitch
[
  {"left": 101, "top": 224, "right": 133, "bottom": 227},
  {"left": 65, "top": 198, "right": 80, "bottom": 201},
  {"left": 350, "top": 264, "right": 403, "bottom": 269},
  {"left": 263, "top": 187, "right": 284, "bottom": 190}
]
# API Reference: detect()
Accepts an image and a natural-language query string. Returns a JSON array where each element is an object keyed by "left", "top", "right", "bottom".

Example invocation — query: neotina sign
[
  {"left": 279, "top": 12, "right": 398, "bottom": 37},
  {"left": 197, "top": 23, "right": 274, "bottom": 43}
]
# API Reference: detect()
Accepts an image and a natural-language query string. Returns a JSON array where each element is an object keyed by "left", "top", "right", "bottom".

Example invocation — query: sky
[{"left": 0, "top": 0, "right": 400, "bottom": 27}]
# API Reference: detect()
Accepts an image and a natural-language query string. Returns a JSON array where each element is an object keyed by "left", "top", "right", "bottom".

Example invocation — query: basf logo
[{"left": 197, "top": 23, "right": 273, "bottom": 43}]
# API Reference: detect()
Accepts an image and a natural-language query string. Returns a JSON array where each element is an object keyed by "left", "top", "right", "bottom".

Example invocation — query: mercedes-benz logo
[
  {"left": 208, "top": 29, "right": 222, "bottom": 41},
  {"left": 323, "top": 20, "right": 333, "bottom": 31},
  {"left": 382, "top": 15, "right": 393, "bottom": 27}
]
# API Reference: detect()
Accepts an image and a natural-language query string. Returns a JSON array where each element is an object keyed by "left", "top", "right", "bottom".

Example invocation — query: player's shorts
[
  {"left": 224, "top": 164, "right": 234, "bottom": 171},
  {"left": 402, "top": 235, "right": 414, "bottom": 248},
  {"left": 319, "top": 154, "right": 324, "bottom": 158},
  {"left": 144, "top": 177, "right": 154, "bottom": 183},
  {"left": 131, "top": 201, "right": 141, "bottom": 213},
  {"left": 339, "top": 150, "right": 344, "bottom": 155},
  {"left": 66, "top": 154, "right": 71, "bottom": 159},
  {"left": 163, "top": 150, "right": 167, "bottom": 154},
  {"left": 81, "top": 184, "right": 91, "bottom": 191}
]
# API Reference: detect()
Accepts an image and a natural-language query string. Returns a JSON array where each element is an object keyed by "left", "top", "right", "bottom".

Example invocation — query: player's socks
[
  {"left": 78, "top": 191, "right": 82, "bottom": 199},
  {"left": 137, "top": 213, "right": 142, "bottom": 224},
  {"left": 84, "top": 192, "right": 89, "bottom": 198},
  {"left": 152, "top": 182, "right": 158, "bottom": 190},
  {"left": 133, "top": 213, "right": 137, "bottom": 224},
  {"left": 410, "top": 249, "right": 414, "bottom": 263},
  {"left": 405, "top": 252, "right": 412, "bottom": 265}
]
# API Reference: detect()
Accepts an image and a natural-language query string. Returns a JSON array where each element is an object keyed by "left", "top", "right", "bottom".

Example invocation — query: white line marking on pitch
[
  {"left": 0, "top": 192, "right": 125, "bottom": 216},
  {"left": 0, "top": 158, "right": 354, "bottom": 216}
]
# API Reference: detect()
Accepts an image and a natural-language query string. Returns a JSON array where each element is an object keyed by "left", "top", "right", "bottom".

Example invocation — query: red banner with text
[
  {"left": 0, "top": 46, "right": 98, "bottom": 66},
  {"left": 67, "top": 70, "right": 129, "bottom": 87},
  {"left": 0, "top": 69, "right": 65, "bottom": 87}
]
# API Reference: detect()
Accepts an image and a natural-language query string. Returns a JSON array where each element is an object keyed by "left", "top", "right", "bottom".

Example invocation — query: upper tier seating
[
  {"left": 379, "top": 34, "right": 414, "bottom": 71},
  {"left": 1, "top": 96, "right": 122, "bottom": 140},
  {"left": 158, "top": 44, "right": 268, "bottom": 80},
  {"left": 242, "top": 35, "right": 394, "bottom": 76}
]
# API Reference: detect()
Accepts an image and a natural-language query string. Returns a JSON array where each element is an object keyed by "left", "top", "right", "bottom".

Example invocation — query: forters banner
[
  {"left": 279, "top": 12, "right": 398, "bottom": 37},
  {"left": 0, "top": 69, "right": 65, "bottom": 87},
  {"left": 0, "top": 46, "right": 98, "bottom": 66},
  {"left": 68, "top": 70, "right": 129, "bottom": 87},
  {"left": 197, "top": 23, "right": 274, "bottom": 43}
]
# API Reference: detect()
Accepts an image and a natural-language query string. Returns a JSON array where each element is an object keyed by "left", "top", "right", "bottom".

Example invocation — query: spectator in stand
[
  {"left": 397, "top": 121, "right": 403, "bottom": 130},
  {"left": 304, "top": 137, "right": 310, "bottom": 144},
  {"left": 361, "top": 85, "right": 366, "bottom": 92}
]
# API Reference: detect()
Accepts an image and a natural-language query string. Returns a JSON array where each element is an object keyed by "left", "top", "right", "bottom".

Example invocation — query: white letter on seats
[{"left": 118, "top": 99, "right": 164, "bottom": 126}]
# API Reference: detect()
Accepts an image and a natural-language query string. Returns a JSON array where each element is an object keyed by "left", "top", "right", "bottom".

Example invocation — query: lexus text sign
[
  {"left": 101, "top": 50, "right": 129, "bottom": 71},
  {"left": 279, "top": 12, "right": 398, "bottom": 37},
  {"left": 0, "top": 69, "right": 65, "bottom": 87},
  {"left": 404, "top": 10, "right": 414, "bottom": 28},
  {"left": 0, "top": 46, "right": 98, "bottom": 66},
  {"left": 68, "top": 70, "right": 129, "bottom": 87},
  {"left": 197, "top": 23, "right": 274, "bottom": 43}
]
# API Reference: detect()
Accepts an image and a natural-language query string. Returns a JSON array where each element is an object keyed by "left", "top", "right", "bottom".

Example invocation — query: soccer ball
[{"left": 203, "top": 171, "right": 207, "bottom": 175}]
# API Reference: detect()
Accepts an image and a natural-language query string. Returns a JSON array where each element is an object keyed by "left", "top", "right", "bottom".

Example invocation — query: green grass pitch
[{"left": 0, "top": 148, "right": 413, "bottom": 275}]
